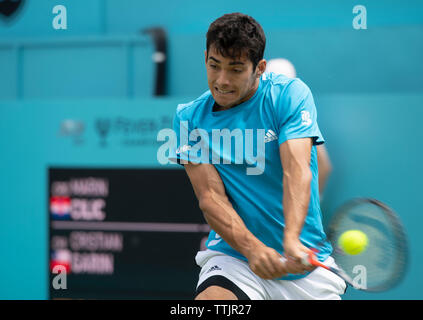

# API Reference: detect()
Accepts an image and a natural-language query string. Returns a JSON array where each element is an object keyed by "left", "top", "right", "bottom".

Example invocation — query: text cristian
[{"left": 157, "top": 121, "right": 268, "bottom": 175}]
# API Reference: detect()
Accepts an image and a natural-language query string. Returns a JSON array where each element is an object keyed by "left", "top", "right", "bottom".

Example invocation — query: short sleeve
[{"left": 275, "top": 79, "right": 324, "bottom": 146}]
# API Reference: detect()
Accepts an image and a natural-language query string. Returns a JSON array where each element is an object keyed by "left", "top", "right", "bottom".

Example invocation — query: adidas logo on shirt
[
  {"left": 175, "top": 144, "right": 191, "bottom": 154},
  {"left": 264, "top": 129, "right": 278, "bottom": 143},
  {"left": 206, "top": 265, "right": 222, "bottom": 274}
]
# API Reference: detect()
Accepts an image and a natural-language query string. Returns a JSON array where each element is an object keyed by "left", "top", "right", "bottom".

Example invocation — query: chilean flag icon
[{"left": 50, "top": 249, "right": 72, "bottom": 273}]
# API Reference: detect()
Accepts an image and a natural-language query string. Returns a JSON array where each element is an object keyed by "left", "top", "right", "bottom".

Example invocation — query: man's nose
[{"left": 216, "top": 70, "right": 230, "bottom": 87}]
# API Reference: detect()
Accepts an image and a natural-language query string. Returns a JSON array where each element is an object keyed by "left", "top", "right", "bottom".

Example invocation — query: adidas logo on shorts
[{"left": 206, "top": 265, "right": 222, "bottom": 274}]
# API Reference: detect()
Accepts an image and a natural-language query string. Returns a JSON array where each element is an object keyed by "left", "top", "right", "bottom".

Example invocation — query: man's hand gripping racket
[{"left": 279, "top": 249, "right": 363, "bottom": 290}]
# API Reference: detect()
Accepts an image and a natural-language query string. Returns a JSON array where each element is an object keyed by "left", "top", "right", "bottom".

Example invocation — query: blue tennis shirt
[{"left": 169, "top": 72, "right": 332, "bottom": 280}]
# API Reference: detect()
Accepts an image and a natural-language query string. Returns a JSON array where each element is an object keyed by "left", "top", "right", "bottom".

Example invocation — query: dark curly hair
[{"left": 206, "top": 13, "right": 266, "bottom": 71}]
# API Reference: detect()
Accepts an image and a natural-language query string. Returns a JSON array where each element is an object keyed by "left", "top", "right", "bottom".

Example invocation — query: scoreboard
[{"left": 48, "top": 168, "right": 209, "bottom": 299}]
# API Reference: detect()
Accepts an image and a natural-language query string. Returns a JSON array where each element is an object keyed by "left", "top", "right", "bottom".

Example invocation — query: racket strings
[{"left": 327, "top": 199, "right": 407, "bottom": 291}]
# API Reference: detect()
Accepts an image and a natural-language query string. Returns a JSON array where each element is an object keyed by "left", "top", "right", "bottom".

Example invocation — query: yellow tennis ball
[{"left": 338, "top": 230, "right": 368, "bottom": 255}]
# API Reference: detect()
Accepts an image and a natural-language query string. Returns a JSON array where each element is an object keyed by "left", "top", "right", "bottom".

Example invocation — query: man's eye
[
  {"left": 209, "top": 64, "right": 217, "bottom": 69},
  {"left": 233, "top": 69, "right": 242, "bottom": 73}
]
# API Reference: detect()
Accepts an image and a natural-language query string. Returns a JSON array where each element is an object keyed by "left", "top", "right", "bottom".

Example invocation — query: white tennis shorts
[{"left": 195, "top": 249, "right": 347, "bottom": 300}]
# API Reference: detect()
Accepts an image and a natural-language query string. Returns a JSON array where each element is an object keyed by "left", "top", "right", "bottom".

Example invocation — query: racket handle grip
[{"left": 301, "top": 252, "right": 313, "bottom": 267}]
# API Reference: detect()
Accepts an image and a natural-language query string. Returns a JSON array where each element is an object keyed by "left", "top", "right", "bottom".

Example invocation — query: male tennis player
[{"left": 169, "top": 13, "right": 346, "bottom": 300}]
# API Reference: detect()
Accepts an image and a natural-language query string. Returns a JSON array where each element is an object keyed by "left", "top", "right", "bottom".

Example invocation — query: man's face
[{"left": 205, "top": 45, "right": 265, "bottom": 109}]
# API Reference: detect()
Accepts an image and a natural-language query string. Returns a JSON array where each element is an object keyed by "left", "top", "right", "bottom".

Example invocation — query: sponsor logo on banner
[
  {"left": 95, "top": 118, "right": 111, "bottom": 147},
  {"left": 58, "top": 119, "right": 85, "bottom": 145},
  {"left": 94, "top": 116, "right": 172, "bottom": 147}
]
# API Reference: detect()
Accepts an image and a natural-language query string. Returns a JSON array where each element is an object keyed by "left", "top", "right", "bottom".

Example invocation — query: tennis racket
[{"left": 282, "top": 198, "right": 409, "bottom": 292}]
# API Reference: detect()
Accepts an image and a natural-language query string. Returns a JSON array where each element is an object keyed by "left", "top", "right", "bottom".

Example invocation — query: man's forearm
[
  {"left": 282, "top": 168, "right": 312, "bottom": 240},
  {"left": 199, "top": 193, "right": 264, "bottom": 257}
]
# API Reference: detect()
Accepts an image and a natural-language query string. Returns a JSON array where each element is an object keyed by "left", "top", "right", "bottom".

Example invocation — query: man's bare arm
[
  {"left": 279, "top": 138, "right": 315, "bottom": 273},
  {"left": 184, "top": 162, "right": 258, "bottom": 257},
  {"left": 184, "top": 162, "right": 288, "bottom": 279}
]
